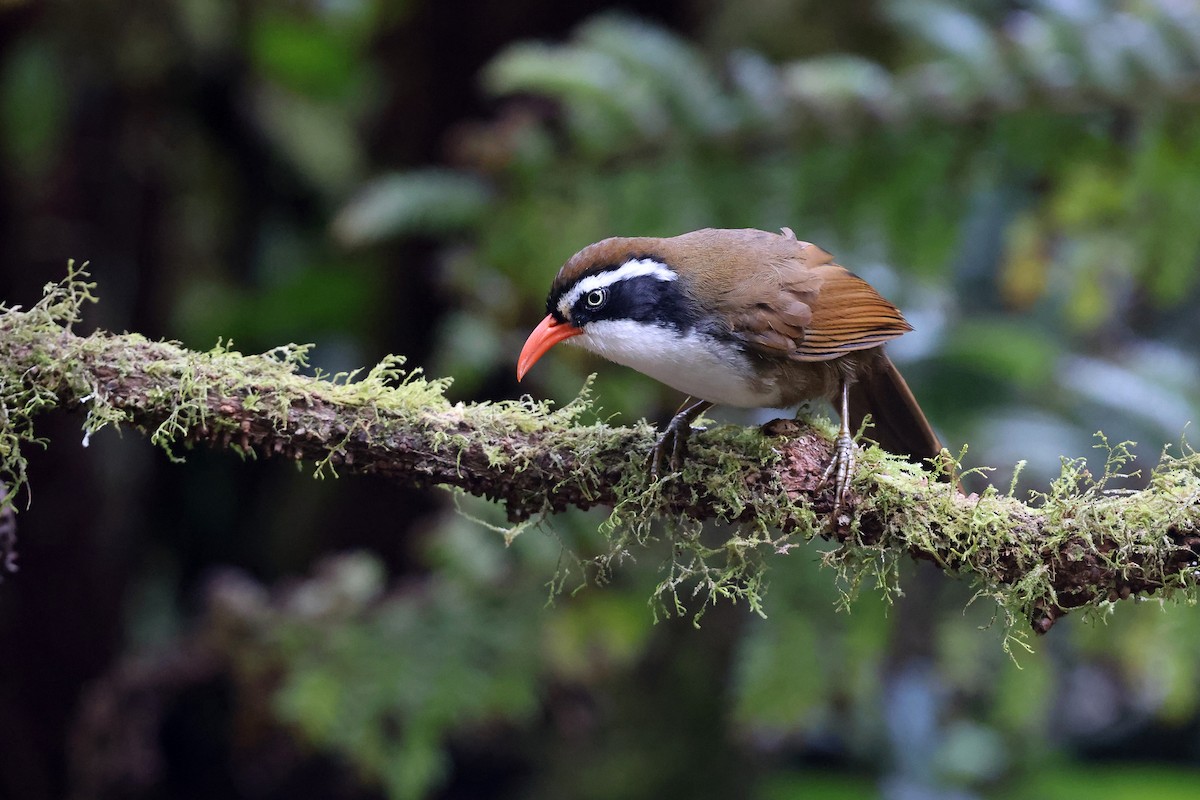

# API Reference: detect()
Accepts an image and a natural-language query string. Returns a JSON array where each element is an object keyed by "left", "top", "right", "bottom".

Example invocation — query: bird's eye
[{"left": 585, "top": 288, "right": 607, "bottom": 308}]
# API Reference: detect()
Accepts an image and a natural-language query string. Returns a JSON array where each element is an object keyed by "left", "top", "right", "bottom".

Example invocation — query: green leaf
[
  {"left": 578, "top": 15, "right": 737, "bottom": 137},
  {"left": 333, "top": 170, "right": 491, "bottom": 245},
  {"left": 251, "top": 13, "right": 362, "bottom": 99},
  {"left": 0, "top": 41, "right": 66, "bottom": 177}
]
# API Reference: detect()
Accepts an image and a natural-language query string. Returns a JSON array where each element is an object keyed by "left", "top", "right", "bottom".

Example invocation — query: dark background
[{"left": 3, "top": 1, "right": 1200, "bottom": 798}]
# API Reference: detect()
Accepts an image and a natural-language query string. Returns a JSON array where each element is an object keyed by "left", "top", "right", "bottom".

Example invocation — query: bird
[{"left": 516, "top": 227, "right": 943, "bottom": 506}]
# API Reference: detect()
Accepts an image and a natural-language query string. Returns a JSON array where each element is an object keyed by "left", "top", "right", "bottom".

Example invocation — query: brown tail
[{"left": 847, "top": 353, "right": 943, "bottom": 467}]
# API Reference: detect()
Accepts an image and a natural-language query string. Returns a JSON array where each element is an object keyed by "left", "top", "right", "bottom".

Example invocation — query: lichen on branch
[{"left": 1, "top": 269, "right": 1199, "bottom": 640}]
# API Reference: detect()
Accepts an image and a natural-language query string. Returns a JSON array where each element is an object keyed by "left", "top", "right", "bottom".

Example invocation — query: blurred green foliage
[
  {"left": 6, "top": 0, "right": 1200, "bottom": 799},
  {"left": 347, "top": 2, "right": 1200, "bottom": 482},
  {"left": 317, "top": 3, "right": 1200, "bottom": 794}
]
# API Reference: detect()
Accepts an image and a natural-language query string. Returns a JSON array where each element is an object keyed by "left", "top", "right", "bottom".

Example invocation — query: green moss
[
  {"left": 819, "top": 433, "right": 1200, "bottom": 651},
  {"left": 0, "top": 262, "right": 95, "bottom": 511},
  {"left": 585, "top": 417, "right": 814, "bottom": 625},
  {"left": 6, "top": 269, "right": 1200, "bottom": 642}
]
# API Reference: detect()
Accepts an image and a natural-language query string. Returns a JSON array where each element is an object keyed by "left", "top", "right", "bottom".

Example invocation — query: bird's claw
[
  {"left": 821, "top": 431, "right": 856, "bottom": 512},
  {"left": 649, "top": 420, "right": 704, "bottom": 479},
  {"left": 647, "top": 399, "right": 713, "bottom": 480}
]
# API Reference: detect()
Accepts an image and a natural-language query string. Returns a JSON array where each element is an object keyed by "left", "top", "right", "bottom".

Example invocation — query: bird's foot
[
  {"left": 821, "top": 430, "right": 856, "bottom": 512},
  {"left": 647, "top": 399, "right": 713, "bottom": 479},
  {"left": 649, "top": 415, "right": 705, "bottom": 479}
]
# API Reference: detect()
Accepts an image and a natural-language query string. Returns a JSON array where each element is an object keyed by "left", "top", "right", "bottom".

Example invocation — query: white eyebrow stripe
[{"left": 558, "top": 258, "right": 677, "bottom": 317}]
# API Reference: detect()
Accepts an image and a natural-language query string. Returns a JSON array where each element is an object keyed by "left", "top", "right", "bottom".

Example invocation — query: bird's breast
[{"left": 574, "top": 320, "right": 783, "bottom": 408}]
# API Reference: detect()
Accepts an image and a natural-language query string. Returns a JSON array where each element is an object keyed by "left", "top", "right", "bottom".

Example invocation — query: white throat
[{"left": 575, "top": 320, "right": 779, "bottom": 408}]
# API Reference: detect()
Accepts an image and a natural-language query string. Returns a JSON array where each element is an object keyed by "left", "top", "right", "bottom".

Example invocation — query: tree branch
[{"left": 2, "top": 271, "right": 1199, "bottom": 635}]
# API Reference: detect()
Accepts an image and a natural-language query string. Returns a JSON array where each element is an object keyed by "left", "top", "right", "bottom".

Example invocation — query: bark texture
[{"left": 2, "top": 276, "right": 1199, "bottom": 633}]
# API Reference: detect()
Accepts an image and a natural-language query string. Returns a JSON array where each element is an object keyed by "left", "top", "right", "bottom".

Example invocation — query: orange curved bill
[{"left": 517, "top": 314, "right": 582, "bottom": 381}]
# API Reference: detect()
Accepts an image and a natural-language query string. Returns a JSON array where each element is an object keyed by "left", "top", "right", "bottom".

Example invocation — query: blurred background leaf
[{"left": 3, "top": 0, "right": 1200, "bottom": 798}]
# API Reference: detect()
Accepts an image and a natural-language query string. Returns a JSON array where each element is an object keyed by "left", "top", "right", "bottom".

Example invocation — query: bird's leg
[
  {"left": 821, "top": 379, "right": 856, "bottom": 510},
  {"left": 650, "top": 398, "right": 714, "bottom": 478}
]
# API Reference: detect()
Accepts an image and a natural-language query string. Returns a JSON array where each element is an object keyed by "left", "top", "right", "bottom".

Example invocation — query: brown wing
[
  {"left": 788, "top": 266, "right": 911, "bottom": 361},
  {"left": 727, "top": 256, "right": 911, "bottom": 362}
]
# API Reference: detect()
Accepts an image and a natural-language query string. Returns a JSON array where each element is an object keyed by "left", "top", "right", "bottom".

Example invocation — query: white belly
[{"left": 575, "top": 320, "right": 779, "bottom": 408}]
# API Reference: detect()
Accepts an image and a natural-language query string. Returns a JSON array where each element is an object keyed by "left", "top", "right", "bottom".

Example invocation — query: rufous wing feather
[
  {"left": 789, "top": 267, "right": 911, "bottom": 361},
  {"left": 728, "top": 264, "right": 910, "bottom": 362}
]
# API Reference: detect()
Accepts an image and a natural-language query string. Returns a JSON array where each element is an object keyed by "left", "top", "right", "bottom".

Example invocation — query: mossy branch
[{"left": 2, "top": 270, "right": 1199, "bottom": 637}]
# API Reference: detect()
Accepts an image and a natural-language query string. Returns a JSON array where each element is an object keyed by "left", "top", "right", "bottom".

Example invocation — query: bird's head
[{"left": 516, "top": 237, "right": 699, "bottom": 381}]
